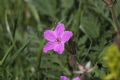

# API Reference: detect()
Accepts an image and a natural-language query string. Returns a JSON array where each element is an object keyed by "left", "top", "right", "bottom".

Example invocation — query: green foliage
[
  {"left": 0, "top": 0, "right": 120, "bottom": 80},
  {"left": 80, "top": 15, "right": 100, "bottom": 38},
  {"left": 103, "top": 44, "right": 120, "bottom": 80}
]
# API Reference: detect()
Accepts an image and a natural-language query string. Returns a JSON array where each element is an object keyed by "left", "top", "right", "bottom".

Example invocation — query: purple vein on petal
[
  {"left": 54, "top": 43, "right": 64, "bottom": 54},
  {"left": 60, "top": 76, "right": 70, "bottom": 80},
  {"left": 72, "top": 77, "right": 80, "bottom": 80},
  {"left": 44, "top": 30, "right": 56, "bottom": 42},
  {"left": 61, "top": 31, "right": 73, "bottom": 42},
  {"left": 55, "top": 23, "right": 65, "bottom": 36},
  {"left": 43, "top": 42, "right": 55, "bottom": 53}
]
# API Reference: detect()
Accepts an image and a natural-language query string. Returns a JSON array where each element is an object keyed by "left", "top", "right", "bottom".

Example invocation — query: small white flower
[{"left": 73, "top": 61, "right": 94, "bottom": 74}]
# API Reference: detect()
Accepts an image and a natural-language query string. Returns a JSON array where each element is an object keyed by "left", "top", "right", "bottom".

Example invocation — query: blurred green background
[{"left": 0, "top": 0, "right": 120, "bottom": 80}]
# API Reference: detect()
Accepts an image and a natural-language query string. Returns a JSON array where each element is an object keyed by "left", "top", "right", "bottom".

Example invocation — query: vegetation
[{"left": 0, "top": 0, "right": 120, "bottom": 80}]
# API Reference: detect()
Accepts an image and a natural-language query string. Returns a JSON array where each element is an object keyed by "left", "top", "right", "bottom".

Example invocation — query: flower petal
[
  {"left": 61, "top": 31, "right": 73, "bottom": 42},
  {"left": 44, "top": 30, "right": 56, "bottom": 41},
  {"left": 85, "top": 61, "right": 91, "bottom": 69},
  {"left": 78, "top": 65, "right": 85, "bottom": 72},
  {"left": 55, "top": 23, "right": 65, "bottom": 36},
  {"left": 72, "top": 77, "right": 80, "bottom": 80},
  {"left": 43, "top": 42, "right": 55, "bottom": 53},
  {"left": 60, "top": 76, "right": 70, "bottom": 80},
  {"left": 54, "top": 43, "right": 64, "bottom": 54}
]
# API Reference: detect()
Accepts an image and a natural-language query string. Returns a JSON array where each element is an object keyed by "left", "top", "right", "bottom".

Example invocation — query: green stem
[
  {"left": 37, "top": 52, "right": 42, "bottom": 80},
  {"left": 110, "top": 6, "right": 120, "bottom": 32},
  {"left": 55, "top": 54, "right": 71, "bottom": 76},
  {"left": 12, "top": 18, "right": 17, "bottom": 39},
  {"left": 81, "top": 38, "right": 92, "bottom": 63},
  {"left": 0, "top": 44, "right": 14, "bottom": 65}
]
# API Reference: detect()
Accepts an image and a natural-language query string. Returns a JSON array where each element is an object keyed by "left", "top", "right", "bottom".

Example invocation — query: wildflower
[
  {"left": 43, "top": 23, "right": 73, "bottom": 54},
  {"left": 60, "top": 76, "right": 80, "bottom": 80},
  {"left": 73, "top": 61, "right": 94, "bottom": 74}
]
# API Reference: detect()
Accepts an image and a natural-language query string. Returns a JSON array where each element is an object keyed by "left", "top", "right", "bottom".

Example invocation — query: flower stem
[
  {"left": 0, "top": 43, "right": 14, "bottom": 65},
  {"left": 110, "top": 5, "right": 120, "bottom": 32}
]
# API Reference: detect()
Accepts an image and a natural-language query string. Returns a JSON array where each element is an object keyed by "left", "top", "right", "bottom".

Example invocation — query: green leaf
[{"left": 80, "top": 15, "right": 100, "bottom": 38}]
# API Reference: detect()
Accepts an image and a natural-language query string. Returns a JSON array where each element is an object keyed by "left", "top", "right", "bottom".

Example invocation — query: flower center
[{"left": 56, "top": 37, "right": 61, "bottom": 43}]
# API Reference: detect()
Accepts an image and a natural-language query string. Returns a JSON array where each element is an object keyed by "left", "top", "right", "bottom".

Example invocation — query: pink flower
[
  {"left": 60, "top": 76, "right": 80, "bottom": 80},
  {"left": 43, "top": 23, "right": 73, "bottom": 54}
]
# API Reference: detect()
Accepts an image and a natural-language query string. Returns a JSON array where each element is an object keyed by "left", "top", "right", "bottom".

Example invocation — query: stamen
[{"left": 56, "top": 37, "right": 61, "bottom": 43}]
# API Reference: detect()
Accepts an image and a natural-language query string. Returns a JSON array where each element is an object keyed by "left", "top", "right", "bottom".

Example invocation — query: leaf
[
  {"left": 78, "top": 35, "right": 88, "bottom": 46},
  {"left": 29, "top": 0, "right": 57, "bottom": 18},
  {"left": 9, "top": 40, "right": 30, "bottom": 63},
  {"left": 80, "top": 15, "right": 100, "bottom": 38}
]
